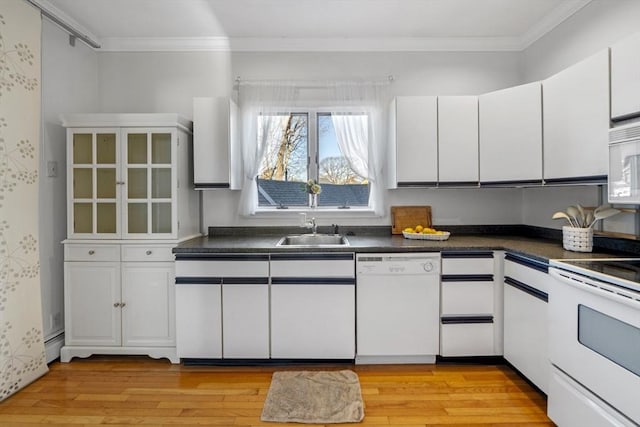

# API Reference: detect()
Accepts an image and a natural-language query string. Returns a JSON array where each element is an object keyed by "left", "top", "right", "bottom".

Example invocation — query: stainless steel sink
[{"left": 276, "top": 234, "right": 350, "bottom": 247}]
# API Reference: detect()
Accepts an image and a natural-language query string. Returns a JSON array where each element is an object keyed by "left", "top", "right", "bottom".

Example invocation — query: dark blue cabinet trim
[
  {"left": 175, "top": 277, "right": 269, "bottom": 285},
  {"left": 175, "top": 254, "right": 269, "bottom": 261},
  {"left": 194, "top": 183, "right": 230, "bottom": 189},
  {"left": 504, "top": 276, "right": 548, "bottom": 302},
  {"left": 543, "top": 175, "right": 607, "bottom": 185},
  {"left": 441, "top": 251, "right": 494, "bottom": 259},
  {"left": 175, "top": 277, "right": 222, "bottom": 285},
  {"left": 505, "top": 253, "right": 549, "bottom": 273},
  {"left": 441, "top": 315, "right": 494, "bottom": 324},
  {"left": 441, "top": 274, "right": 494, "bottom": 282},
  {"left": 397, "top": 181, "right": 438, "bottom": 187}
]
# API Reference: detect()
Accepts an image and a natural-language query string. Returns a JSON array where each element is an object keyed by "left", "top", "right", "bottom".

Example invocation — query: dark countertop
[{"left": 174, "top": 231, "right": 617, "bottom": 263}]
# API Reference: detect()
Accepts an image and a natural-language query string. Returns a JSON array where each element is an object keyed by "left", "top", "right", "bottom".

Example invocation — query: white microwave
[{"left": 609, "top": 121, "right": 640, "bottom": 204}]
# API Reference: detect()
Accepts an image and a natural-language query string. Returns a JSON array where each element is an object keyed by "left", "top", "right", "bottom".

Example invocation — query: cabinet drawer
[
  {"left": 270, "top": 253, "right": 355, "bottom": 278},
  {"left": 504, "top": 256, "right": 549, "bottom": 294},
  {"left": 65, "top": 244, "right": 120, "bottom": 262},
  {"left": 122, "top": 245, "right": 174, "bottom": 262},
  {"left": 440, "top": 321, "right": 495, "bottom": 357},
  {"left": 441, "top": 253, "right": 494, "bottom": 275},
  {"left": 175, "top": 254, "right": 269, "bottom": 277},
  {"left": 441, "top": 280, "right": 494, "bottom": 315}
]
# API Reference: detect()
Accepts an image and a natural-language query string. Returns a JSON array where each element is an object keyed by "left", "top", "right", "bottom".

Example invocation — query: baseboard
[
  {"left": 355, "top": 355, "right": 436, "bottom": 365},
  {"left": 45, "top": 333, "right": 65, "bottom": 363}
]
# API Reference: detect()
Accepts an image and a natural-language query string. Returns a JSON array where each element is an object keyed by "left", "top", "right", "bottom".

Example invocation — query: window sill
[{"left": 252, "top": 206, "right": 378, "bottom": 218}]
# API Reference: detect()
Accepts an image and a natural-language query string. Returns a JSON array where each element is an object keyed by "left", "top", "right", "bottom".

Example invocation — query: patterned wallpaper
[{"left": 0, "top": 0, "right": 48, "bottom": 400}]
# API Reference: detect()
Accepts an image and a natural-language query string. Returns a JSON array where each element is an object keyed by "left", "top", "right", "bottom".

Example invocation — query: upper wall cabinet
[
  {"left": 388, "top": 96, "right": 438, "bottom": 188},
  {"left": 543, "top": 49, "right": 610, "bottom": 183},
  {"left": 62, "top": 114, "right": 200, "bottom": 240},
  {"left": 611, "top": 33, "right": 640, "bottom": 122},
  {"left": 193, "top": 97, "right": 239, "bottom": 190},
  {"left": 479, "top": 82, "right": 543, "bottom": 184},
  {"left": 438, "top": 96, "right": 479, "bottom": 185}
]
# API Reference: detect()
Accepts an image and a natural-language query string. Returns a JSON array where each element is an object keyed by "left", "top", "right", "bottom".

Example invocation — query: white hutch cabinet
[{"left": 60, "top": 114, "right": 200, "bottom": 364}]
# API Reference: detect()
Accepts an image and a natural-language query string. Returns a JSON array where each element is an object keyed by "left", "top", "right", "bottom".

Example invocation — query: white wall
[
  {"left": 96, "top": 50, "right": 524, "bottom": 227},
  {"left": 40, "top": 20, "right": 99, "bottom": 343},
  {"left": 523, "top": 0, "right": 640, "bottom": 82},
  {"left": 97, "top": 51, "right": 233, "bottom": 116}
]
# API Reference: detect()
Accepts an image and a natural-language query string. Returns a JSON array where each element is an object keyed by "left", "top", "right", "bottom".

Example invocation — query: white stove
[
  {"left": 550, "top": 258, "right": 640, "bottom": 292},
  {"left": 547, "top": 258, "right": 640, "bottom": 427}
]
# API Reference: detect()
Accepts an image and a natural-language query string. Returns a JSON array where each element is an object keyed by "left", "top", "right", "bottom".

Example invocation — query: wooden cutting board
[{"left": 391, "top": 206, "right": 432, "bottom": 234}]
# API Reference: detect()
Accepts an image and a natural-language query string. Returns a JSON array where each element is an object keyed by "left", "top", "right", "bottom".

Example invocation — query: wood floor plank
[{"left": 0, "top": 356, "right": 553, "bottom": 426}]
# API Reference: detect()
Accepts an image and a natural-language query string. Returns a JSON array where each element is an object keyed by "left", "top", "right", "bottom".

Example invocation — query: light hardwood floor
[{"left": 0, "top": 356, "right": 553, "bottom": 426}]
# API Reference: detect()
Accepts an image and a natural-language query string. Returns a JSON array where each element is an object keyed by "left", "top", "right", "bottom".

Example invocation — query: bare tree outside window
[
  {"left": 258, "top": 114, "right": 308, "bottom": 182},
  {"left": 319, "top": 156, "right": 365, "bottom": 184}
]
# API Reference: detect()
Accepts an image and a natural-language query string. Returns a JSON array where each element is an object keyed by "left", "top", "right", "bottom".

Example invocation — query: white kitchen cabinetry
[
  {"left": 388, "top": 96, "right": 438, "bottom": 187},
  {"left": 611, "top": 33, "right": 640, "bottom": 122},
  {"left": 438, "top": 96, "right": 479, "bottom": 185},
  {"left": 440, "top": 251, "right": 500, "bottom": 357},
  {"left": 270, "top": 253, "right": 355, "bottom": 359},
  {"left": 61, "top": 114, "right": 199, "bottom": 364},
  {"left": 478, "top": 82, "right": 543, "bottom": 185},
  {"left": 503, "top": 253, "right": 549, "bottom": 394},
  {"left": 193, "top": 97, "right": 239, "bottom": 189},
  {"left": 543, "top": 49, "right": 610, "bottom": 183},
  {"left": 64, "top": 260, "right": 120, "bottom": 347},
  {"left": 61, "top": 243, "right": 178, "bottom": 363},
  {"left": 121, "top": 262, "right": 175, "bottom": 347},
  {"left": 174, "top": 254, "right": 270, "bottom": 359},
  {"left": 62, "top": 114, "right": 199, "bottom": 240}
]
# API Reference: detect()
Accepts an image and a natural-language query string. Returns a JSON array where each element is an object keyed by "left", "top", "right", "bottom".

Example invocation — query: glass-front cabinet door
[
  {"left": 68, "top": 129, "right": 120, "bottom": 238},
  {"left": 122, "top": 128, "right": 176, "bottom": 238},
  {"left": 67, "top": 126, "right": 177, "bottom": 239}
]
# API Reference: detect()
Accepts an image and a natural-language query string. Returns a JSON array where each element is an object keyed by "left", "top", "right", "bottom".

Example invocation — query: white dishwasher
[{"left": 356, "top": 253, "right": 441, "bottom": 364}]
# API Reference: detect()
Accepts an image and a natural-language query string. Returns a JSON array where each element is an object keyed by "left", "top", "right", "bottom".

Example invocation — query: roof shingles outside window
[{"left": 257, "top": 179, "right": 369, "bottom": 208}]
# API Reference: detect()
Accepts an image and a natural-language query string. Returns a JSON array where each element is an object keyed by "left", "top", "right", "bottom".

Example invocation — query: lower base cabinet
[
  {"left": 439, "top": 251, "right": 500, "bottom": 357},
  {"left": 174, "top": 254, "right": 270, "bottom": 359},
  {"left": 175, "top": 283, "right": 222, "bottom": 358},
  {"left": 270, "top": 283, "right": 355, "bottom": 359},
  {"left": 503, "top": 254, "right": 549, "bottom": 394},
  {"left": 222, "top": 283, "right": 269, "bottom": 359},
  {"left": 62, "top": 244, "right": 178, "bottom": 363}
]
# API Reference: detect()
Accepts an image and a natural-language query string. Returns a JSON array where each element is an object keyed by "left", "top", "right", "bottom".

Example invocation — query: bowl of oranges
[{"left": 402, "top": 225, "right": 450, "bottom": 241}]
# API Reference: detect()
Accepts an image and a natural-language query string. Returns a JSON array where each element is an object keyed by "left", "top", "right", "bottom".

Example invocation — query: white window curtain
[
  {"left": 329, "top": 81, "right": 390, "bottom": 216},
  {"left": 237, "top": 79, "right": 390, "bottom": 215},
  {"left": 237, "top": 82, "right": 298, "bottom": 216}
]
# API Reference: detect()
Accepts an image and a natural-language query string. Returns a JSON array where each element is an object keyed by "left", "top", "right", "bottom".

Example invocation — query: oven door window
[{"left": 578, "top": 305, "right": 640, "bottom": 377}]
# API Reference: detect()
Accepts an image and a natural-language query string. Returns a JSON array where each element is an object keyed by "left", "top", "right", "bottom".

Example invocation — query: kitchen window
[{"left": 257, "top": 109, "right": 370, "bottom": 209}]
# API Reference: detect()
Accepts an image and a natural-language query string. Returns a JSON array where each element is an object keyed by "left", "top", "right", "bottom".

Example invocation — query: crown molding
[
  {"left": 45, "top": 0, "right": 593, "bottom": 53},
  {"left": 99, "top": 36, "right": 525, "bottom": 53},
  {"left": 518, "top": 0, "right": 593, "bottom": 49},
  {"left": 99, "top": 37, "right": 232, "bottom": 52}
]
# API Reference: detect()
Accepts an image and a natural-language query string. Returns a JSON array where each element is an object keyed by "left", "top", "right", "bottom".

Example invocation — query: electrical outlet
[{"left": 47, "top": 161, "right": 58, "bottom": 177}]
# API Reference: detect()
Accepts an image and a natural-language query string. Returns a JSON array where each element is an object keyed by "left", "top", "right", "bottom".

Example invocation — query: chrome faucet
[{"left": 300, "top": 213, "right": 317, "bottom": 234}]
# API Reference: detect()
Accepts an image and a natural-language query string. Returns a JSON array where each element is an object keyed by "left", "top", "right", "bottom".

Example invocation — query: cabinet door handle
[
  {"left": 88, "top": 250, "right": 95, "bottom": 255},
  {"left": 113, "top": 302, "right": 121, "bottom": 308},
  {"left": 116, "top": 181, "right": 125, "bottom": 185},
  {"left": 146, "top": 250, "right": 152, "bottom": 255},
  {"left": 120, "top": 302, "right": 126, "bottom": 308}
]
